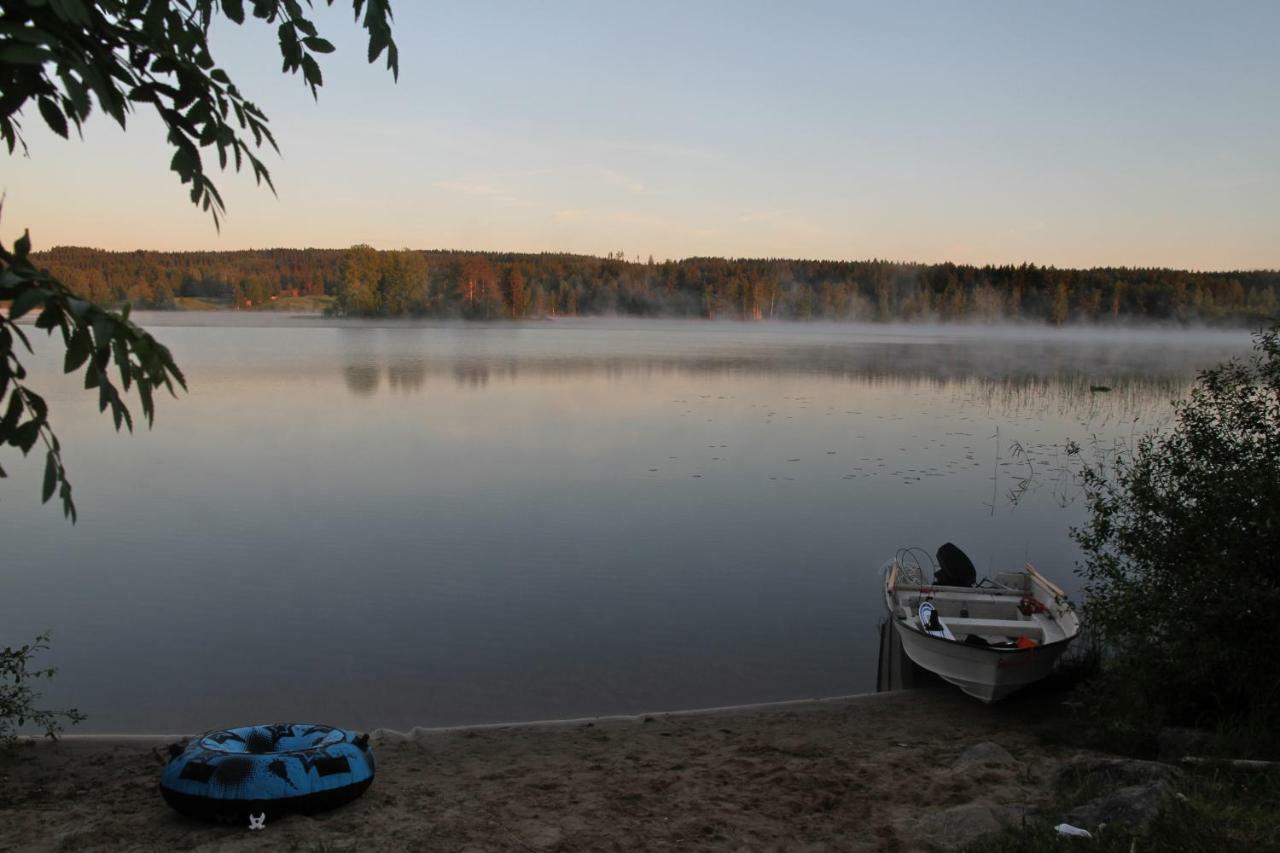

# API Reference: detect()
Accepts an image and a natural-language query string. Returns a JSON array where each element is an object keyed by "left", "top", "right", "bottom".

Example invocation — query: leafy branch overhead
[
  {"left": 1, "top": 230, "right": 187, "bottom": 521},
  {"left": 0, "top": 0, "right": 399, "bottom": 228},
  {"left": 1, "top": 1, "right": 398, "bottom": 519}
]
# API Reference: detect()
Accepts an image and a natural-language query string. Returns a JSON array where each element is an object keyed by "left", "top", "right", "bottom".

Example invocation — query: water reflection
[
  {"left": 3, "top": 317, "right": 1254, "bottom": 733},
  {"left": 335, "top": 345, "right": 1199, "bottom": 420},
  {"left": 387, "top": 358, "right": 428, "bottom": 393},
  {"left": 342, "top": 364, "right": 381, "bottom": 396}
]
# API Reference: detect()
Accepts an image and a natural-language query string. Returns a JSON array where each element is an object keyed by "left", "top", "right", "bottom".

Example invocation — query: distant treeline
[{"left": 32, "top": 245, "right": 1280, "bottom": 324}]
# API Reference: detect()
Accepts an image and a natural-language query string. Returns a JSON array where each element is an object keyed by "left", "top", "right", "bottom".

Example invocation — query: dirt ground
[{"left": 0, "top": 689, "right": 1076, "bottom": 852}]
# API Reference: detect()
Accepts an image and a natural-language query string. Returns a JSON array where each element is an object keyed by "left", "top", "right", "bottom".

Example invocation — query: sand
[{"left": 0, "top": 689, "right": 1076, "bottom": 852}]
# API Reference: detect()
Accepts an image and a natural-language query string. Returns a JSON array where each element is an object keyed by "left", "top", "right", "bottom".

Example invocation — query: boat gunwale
[
  {"left": 891, "top": 615, "right": 1078, "bottom": 653},
  {"left": 886, "top": 569, "right": 1079, "bottom": 655}
]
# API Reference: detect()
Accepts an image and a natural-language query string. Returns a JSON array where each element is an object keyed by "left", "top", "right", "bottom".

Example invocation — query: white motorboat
[{"left": 882, "top": 547, "right": 1081, "bottom": 703}]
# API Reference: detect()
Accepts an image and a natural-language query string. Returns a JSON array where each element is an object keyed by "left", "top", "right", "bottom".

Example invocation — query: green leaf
[
  {"left": 47, "top": 0, "right": 91, "bottom": 25},
  {"left": 13, "top": 420, "right": 40, "bottom": 454},
  {"left": 67, "top": 297, "right": 91, "bottom": 321},
  {"left": 0, "top": 43, "right": 49, "bottom": 65},
  {"left": 23, "top": 389, "right": 47, "bottom": 420},
  {"left": 301, "top": 54, "right": 323, "bottom": 92},
  {"left": 0, "top": 392, "right": 23, "bottom": 436},
  {"left": 42, "top": 452, "right": 58, "bottom": 503},
  {"left": 303, "top": 36, "right": 335, "bottom": 53},
  {"left": 34, "top": 305, "right": 61, "bottom": 330},
  {"left": 64, "top": 331, "right": 91, "bottom": 373},
  {"left": 9, "top": 286, "right": 49, "bottom": 320},
  {"left": 38, "top": 97, "right": 70, "bottom": 139}
]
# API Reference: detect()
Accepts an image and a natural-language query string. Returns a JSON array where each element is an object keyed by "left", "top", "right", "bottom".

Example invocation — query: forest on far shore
[{"left": 32, "top": 245, "right": 1280, "bottom": 325}]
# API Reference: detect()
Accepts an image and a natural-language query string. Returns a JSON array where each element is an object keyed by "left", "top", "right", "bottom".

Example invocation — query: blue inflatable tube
[{"left": 160, "top": 723, "right": 375, "bottom": 822}]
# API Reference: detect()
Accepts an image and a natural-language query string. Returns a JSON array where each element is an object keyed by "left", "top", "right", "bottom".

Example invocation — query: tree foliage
[
  {"left": 1, "top": 0, "right": 397, "bottom": 228},
  {"left": 36, "top": 246, "right": 1280, "bottom": 325},
  {"left": 333, "top": 245, "right": 427, "bottom": 316},
  {"left": 1, "top": 0, "right": 400, "bottom": 747},
  {"left": 1, "top": 228, "right": 186, "bottom": 521},
  {"left": 1072, "top": 324, "right": 1280, "bottom": 726},
  {"left": 2, "top": 1, "right": 399, "bottom": 518}
]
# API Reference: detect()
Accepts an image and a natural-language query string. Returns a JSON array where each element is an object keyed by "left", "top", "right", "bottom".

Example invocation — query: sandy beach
[{"left": 0, "top": 688, "right": 1091, "bottom": 852}]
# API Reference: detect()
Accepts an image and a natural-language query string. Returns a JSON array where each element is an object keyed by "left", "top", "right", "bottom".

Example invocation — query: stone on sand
[
  {"left": 911, "top": 800, "right": 1038, "bottom": 849},
  {"left": 953, "top": 741, "right": 1017, "bottom": 770}
]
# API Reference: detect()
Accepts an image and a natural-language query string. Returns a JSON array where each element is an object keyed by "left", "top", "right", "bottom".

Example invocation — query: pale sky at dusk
[{"left": 3, "top": 1, "right": 1277, "bottom": 269}]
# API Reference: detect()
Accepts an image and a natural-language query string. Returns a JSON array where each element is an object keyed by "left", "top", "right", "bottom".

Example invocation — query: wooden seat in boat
[{"left": 934, "top": 617, "right": 1044, "bottom": 639}]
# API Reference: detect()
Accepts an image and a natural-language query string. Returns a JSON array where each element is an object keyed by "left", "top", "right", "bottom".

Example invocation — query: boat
[{"left": 882, "top": 545, "right": 1081, "bottom": 702}]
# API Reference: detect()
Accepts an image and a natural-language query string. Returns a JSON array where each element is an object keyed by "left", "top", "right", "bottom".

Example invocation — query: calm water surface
[{"left": 2, "top": 317, "right": 1252, "bottom": 732}]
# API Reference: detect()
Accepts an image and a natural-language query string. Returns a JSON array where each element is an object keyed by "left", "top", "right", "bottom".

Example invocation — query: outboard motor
[{"left": 935, "top": 542, "right": 977, "bottom": 587}]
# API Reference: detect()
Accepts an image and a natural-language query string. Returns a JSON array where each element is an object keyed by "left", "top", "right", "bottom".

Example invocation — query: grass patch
[
  {"left": 170, "top": 294, "right": 335, "bottom": 312},
  {"left": 960, "top": 763, "right": 1280, "bottom": 852},
  {"left": 971, "top": 674, "right": 1280, "bottom": 853},
  {"left": 259, "top": 294, "right": 334, "bottom": 312},
  {"left": 172, "top": 296, "right": 227, "bottom": 311}
]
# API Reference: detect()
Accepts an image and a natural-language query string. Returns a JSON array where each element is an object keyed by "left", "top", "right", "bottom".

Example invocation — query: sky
[{"left": 3, "top": 0, "right": 1278, "bottom": 269}]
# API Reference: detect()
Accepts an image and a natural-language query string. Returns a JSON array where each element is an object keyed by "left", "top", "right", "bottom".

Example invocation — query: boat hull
[{"left": 891, "top": 619, "right": 1070, "bottom": 702}]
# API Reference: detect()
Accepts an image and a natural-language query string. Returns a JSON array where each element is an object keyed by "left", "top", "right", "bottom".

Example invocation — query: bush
[
  {"left": 0, "top": 632, "right": 84, "bottom": 746},
  {"left": 1071, "top": 323, "right": 1280, "bottom": 728}
]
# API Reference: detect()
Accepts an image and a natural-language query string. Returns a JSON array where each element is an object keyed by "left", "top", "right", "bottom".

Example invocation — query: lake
[{"left": 2, "top": 316, "right": 1253, "bottom": 733}]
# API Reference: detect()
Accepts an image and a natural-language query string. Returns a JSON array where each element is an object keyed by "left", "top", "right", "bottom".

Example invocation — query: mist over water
[{"left": 1, "top": 316, "right": 1253, "bottom": 732}]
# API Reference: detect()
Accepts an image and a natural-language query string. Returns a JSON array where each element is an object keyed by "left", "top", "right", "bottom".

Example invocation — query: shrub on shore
[
  {"left": 0, "top": 632, "right": 83, "bottom": 747},
  {"left": 1069, "top": 323, "right": 1280, "bottom": 735}
]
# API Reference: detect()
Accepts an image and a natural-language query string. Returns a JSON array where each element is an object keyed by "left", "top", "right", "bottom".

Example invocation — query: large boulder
[
  {"left": 1064, "top": 780, "right": 1178, "bottom": 834},
  {"left": 911, "top": 801, "right": 1037, "bottom": 850},
  {"left": 912, "top": 804, "right": 1004, "bottom": 850}
]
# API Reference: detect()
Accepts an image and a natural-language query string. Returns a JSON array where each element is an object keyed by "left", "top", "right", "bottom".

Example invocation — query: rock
[
  {"left": 912, "top": 803, "right": 1003, "bottom": 850},
  {"left": 1065, "top": 780, "right": 1178, "bottom": 834},
  {"left": 1056, "top": 755, "right": 1185, "bottom": 789},
  {"left": 953, "top": 742, "right": 1017, "bottom": 770}
]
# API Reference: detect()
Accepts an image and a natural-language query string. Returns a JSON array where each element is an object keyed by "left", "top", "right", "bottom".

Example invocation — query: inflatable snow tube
[{"left": 160, "top": 723, "right": 375, "bottom": 822}]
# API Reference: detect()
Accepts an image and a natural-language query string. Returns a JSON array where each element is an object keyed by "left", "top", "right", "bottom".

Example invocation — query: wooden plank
[
  {"left": 893, "top": 583, "right": 1027, "bottom": 597},
  {"left": 1026, "top": 563, "right": 1066, "bottom": 599},
  {"left": 941, "top": 617, "right": 1044, "bottom": 638}
]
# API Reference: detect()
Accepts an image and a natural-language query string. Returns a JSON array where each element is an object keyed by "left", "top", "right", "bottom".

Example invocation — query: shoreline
[
  {"left": 3, "top": 687, "right": 1085, "bottom": 852},
  {"left": 45, "top": 690, "right": 891, "bottom": 743}
]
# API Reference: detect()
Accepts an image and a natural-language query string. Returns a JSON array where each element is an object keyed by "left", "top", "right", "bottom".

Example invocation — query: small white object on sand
[{"left": 1054, "top": 822, "right": 1093, "bottom": 838}]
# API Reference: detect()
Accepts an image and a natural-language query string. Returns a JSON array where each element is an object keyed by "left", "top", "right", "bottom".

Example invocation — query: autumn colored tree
[
  {"left": 505, "top": 264, "right": 529, "bottom": 318},
  {"left": 27, "top": 246, "right": 1280, "bottom": 326}
]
